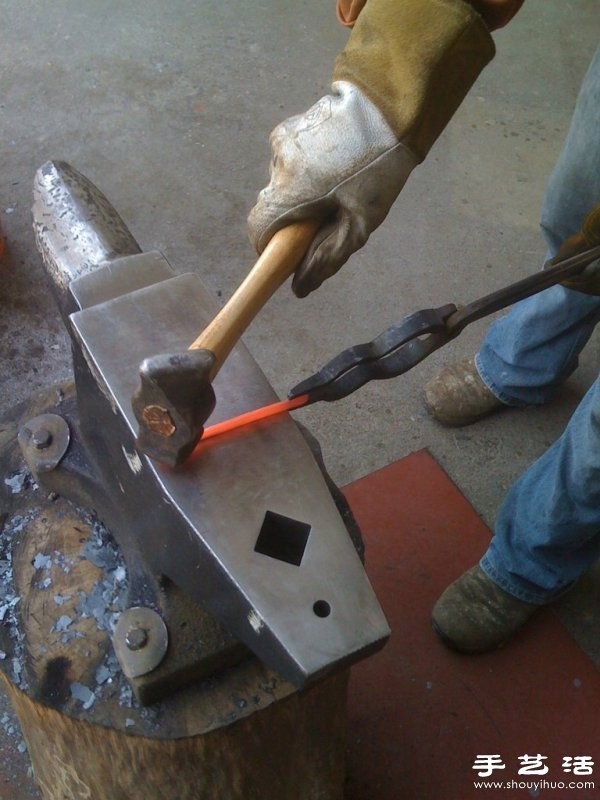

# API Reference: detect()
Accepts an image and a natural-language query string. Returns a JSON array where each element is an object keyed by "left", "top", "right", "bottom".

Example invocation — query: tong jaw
[{"left": 290, "top": 304, "right": 457, "bottom": 402}]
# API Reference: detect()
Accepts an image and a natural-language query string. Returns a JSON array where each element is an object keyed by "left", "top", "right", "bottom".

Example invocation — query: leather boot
[
  {"left": 423, "top": 358, "right": 503, "bottom": 426},
  {"left": 431, "top": 565, "right": 539, "bottom": 653}
]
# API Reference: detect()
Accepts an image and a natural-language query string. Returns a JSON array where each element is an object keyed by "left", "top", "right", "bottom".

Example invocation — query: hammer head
[{"left": 132, "top": 350, "right": 217, "bottom": 466}]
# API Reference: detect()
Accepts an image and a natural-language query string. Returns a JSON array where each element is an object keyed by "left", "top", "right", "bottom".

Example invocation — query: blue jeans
[{"left": 475, "top": 46, "right": 600, "bottom": 604}]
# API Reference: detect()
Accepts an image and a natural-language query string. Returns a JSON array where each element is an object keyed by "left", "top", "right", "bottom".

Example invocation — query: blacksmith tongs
[
  {"left": 199, "top": 208, "right": 600, "bottom": 443},
  {"left": 289, "top": 239, "right": 600, "bottom": 405}
]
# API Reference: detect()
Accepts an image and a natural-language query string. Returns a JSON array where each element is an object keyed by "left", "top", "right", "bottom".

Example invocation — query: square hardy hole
[{"left": 254, "top": 510, "right": 311, "bottom": 567}]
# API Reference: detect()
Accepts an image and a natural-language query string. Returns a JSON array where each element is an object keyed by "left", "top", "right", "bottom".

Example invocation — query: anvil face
[{"left": 33, "top": 161, "right": 390, "bottom": 687}]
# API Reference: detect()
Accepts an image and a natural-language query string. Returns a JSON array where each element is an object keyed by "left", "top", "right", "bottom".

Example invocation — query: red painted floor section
[{"left": 343, "top": 450, "right": 599, "bottom": 800}]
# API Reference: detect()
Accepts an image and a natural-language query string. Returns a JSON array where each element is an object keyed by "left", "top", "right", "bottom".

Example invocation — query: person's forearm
[
  {"left": 337, "top": 0, "right": 525, "bottom": 31},
  {"left": 333, "top": 0, "right": 495, "bottom": 161}
]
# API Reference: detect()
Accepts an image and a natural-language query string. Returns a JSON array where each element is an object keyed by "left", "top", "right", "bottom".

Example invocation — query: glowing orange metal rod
[{"left": 195, "top": 392, "right": 310, "bottom": 447}]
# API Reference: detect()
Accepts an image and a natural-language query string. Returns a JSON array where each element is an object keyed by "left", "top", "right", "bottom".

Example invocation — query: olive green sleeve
[
  {"left": 333, "top": 0, "right": 495, "bottom": 161},
  {"left": 336, "top": 0, "right": 525, "bottom": 30}
]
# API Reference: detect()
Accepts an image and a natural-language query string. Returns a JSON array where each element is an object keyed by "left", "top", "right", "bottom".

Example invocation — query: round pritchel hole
[{"left": 313, "top": 600, "right": 331, "bottom": 618}]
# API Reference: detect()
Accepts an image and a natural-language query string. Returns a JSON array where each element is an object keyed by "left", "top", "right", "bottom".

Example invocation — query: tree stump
[{"left": 0, "top": 395, "right": 348, "bottom": 800}]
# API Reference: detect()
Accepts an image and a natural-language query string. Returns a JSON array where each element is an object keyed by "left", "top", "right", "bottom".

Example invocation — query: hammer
[{"left": 132, "top": 220, "right": 319, "bottom": 466}]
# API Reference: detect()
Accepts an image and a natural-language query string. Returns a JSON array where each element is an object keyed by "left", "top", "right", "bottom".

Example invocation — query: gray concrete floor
[{"left": 0, "top": 0, "right": 598, "bottom": 793}]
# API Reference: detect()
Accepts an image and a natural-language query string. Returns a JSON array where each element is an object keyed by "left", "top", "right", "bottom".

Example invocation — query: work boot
[
  {"left": 423, "top": 358, "right": 503, "bottom": 426},
  {"left": 431, "top": 565, "right": 539, "bottom": 654}
]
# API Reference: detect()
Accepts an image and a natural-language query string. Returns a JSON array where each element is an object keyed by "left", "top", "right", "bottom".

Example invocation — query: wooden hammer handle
[{"left": 189, "top": 220, "right": 319, "bottom": 378}]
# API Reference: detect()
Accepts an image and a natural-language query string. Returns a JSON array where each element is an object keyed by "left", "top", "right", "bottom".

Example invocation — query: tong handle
[
  {"left": 447, "top": 202, "right": 600, "bottom": 334},
  {"left": 447, "top": 241, "right": 600, "bottom": 336}
]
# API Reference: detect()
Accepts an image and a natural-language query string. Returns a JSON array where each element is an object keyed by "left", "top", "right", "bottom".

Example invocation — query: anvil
[{"left": 22, "top": 161, "right": 389, "bottom": 698}]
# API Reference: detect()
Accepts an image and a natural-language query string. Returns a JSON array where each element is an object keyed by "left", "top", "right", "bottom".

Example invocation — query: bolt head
[
  {"left": 125, "top": 627, "right": 148, "bottom": 651},
  {"left": 32, "top": 428, "right": 53, "bottom": 450}
]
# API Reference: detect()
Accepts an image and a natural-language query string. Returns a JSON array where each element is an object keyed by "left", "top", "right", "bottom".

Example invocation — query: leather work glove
[
  {"left": 248, "top": 0, "right": 496, "bottom": 297},
  {"left": 248, "top": 82, "right": 419, "bottom": 298},
  {"left": 549, "top": 203, "right": 600, "bottom": 295}
]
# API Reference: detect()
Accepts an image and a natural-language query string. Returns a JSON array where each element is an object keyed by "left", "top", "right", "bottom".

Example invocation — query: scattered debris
[
  {"left": 60, "top": 631, "right": 85, "bottom": 644},
  {"left": 53, "top": 615, "right": 72, "bottom": 633},
  {"left": 12, "top": 658, "right": 22, "bottom": 684},
  {"left": 70, "top": 682, "right": 96, "bottom": 710},
  {"left": 0, "top": 596, "right": 20, "bottom": 621},
  {"left": 119, "top": 683, "right": 133, "bottom": 709},
  {"left": 60, "top": 630, "right": 85, "bottom": 644},
  {"left": 0, "top": 707, "right": 27, "bottom": 757},
  {"left": 32, "top": 553, "right": 52, "bottom": 571},
  {"left": 0, "top": 475, "right": 162, "bottom": 731},
  {"left": 53, "top": 594, "right": 71, "bottom": 606},
  {"left": 2, "top": 510, "right": 36, "bottom": 536},
  {"left": 53, "top": 550, "right": 75, "bottom": 574},
  {"left": 95, "top": 664, "right": 111, "bottom": 685},
  {"left": 113, "top": 566, "right": 126, "bottom": 584},
  {"left": 0, "top": 507, "right": 33, "bottom": 693},
  {"left": 75, "top": 512, "right": 129, "bottom": 640},
  {"left": 1, "top": 494, "right": 131, "bottom": 709},
  {"left": 4, "top": 469, "right": 37, "bottom": 495},
  {"left": 4, "top": 471, "right": 28, "bottom": 495},
  {"left": 82, "top": 519, "right": 120, "bottom": 572}
]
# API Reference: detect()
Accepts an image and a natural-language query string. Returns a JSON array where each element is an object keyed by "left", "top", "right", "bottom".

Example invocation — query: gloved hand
[
  {"left": 248, "top": 82, "right": 418, "bottom": 298},
  {"left": 248, "top": 0, "right": 495, "bottom": 297},
  {"left": 552, "top": 204, "right": 600, "bottom": 295}
]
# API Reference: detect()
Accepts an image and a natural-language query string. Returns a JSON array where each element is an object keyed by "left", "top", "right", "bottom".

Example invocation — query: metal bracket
[
  {"left": 113, "top": 607, "right": 169, "bottom": 679},
  {"left": 18, "top": 413, "right": 71, "bottom": 472}
]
